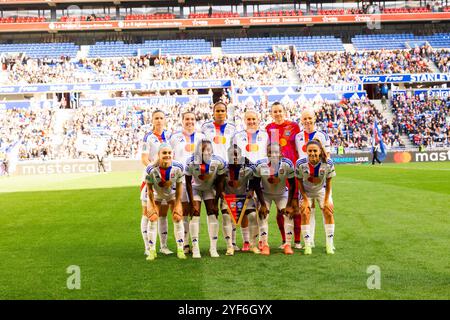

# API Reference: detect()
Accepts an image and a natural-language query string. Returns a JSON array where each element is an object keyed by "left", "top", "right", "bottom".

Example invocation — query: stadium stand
[
  {"left": 222, "top": 36, "right": 344, "bottom": 54},
  {"left": 87, "top": 39, "right": 212, "bottom": 58},
  {"left": 352, "top": 33, "right": 450, "bottom": 50},
  {"left": 0, "top": 42, "right": 79, "bottom": 59},
  {"left": 391, "top": 93, "right": 449, "bottom": 148}
]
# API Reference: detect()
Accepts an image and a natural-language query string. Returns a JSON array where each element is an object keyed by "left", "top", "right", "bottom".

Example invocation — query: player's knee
[
  {"left": 301, "top": 208, "right": 310, "bottom": 219},
  {"left": 323, "top": 208, "right": 334, "bottom": 219},
  {"left": 173, "top": 212, "right": 183, "bottom": 222},
  {"left": 149, "top": 213, "right": 159, "bottom": 222}
]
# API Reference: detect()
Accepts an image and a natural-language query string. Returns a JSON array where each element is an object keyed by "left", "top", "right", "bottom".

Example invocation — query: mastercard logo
[
  {"left": 184, "top": 144, "right": 195, "bottom": 152},
  {"left": 279, "top": 138, "right": 287, "bottom": 147},
  {"left": 394, "top": 152, "right": 412, "bottom": 163},
  {"left": 213, "top": 136, "right": 227, "bottom": 144},
  {"left": 246, "top": 144, "right": 259, "bottom": 152}
]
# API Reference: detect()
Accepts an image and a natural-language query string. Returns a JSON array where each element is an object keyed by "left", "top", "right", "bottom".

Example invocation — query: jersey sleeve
[
  {"left": 145, "top": 165, "right": 154, "bottom": 184},
  {"left": 326, "top": 160, "right": 336, "bottom": 179},
  {"left": 176, "top": 167, "right": 184, "bottom": 183},
  {"left": 295, "top": 158, "right": 307, "bottom": 179},
  {"left": 217, "top": 158, "right": 227, "bottom": 175},
  {"left": 284, "top": 159, "right": 295, "bottom": 179}
]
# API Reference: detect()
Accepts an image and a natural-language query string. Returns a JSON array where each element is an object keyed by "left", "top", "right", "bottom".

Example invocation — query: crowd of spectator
[
  {"left": 0, "top": 106, "right": 55, "bottom": 161},
  {"left": 429, "top": 49, "right": 450, "bottom": 73},
  {"left": 2, "top": 52, "right": 292, "bottom": 87},
  {"left": 294, "top": 47, "right": 433, "bottom": 86},
  {"left": 391, "top": 93, "right": 449, "bottom": 147},
  {"left": 2, "top": 46, "right": 439, "bottom": 88}
]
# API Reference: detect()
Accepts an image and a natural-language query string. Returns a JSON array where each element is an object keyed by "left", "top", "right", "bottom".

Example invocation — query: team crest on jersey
[
  {"left": 268, "top": 176, "right": 280, "bottom": 184},
  {"left": 279, "top": 168, "right": 285, "bottom": 175},
  {"left": 307, "top": 176, "right": 321, "bottom": 184},
  {"left": 284, "top": 130, "right": 291, "bottom": 136},
  {"left": 158, "top": 180, "right": 172, "bottom": 188},
  {"left": 319, "top": 168, "right": 326, "bottom": 176}
]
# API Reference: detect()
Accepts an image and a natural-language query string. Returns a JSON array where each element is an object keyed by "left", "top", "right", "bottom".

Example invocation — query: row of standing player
[{"left": 139, "top": 101, "right": 336, "bottom": 260}]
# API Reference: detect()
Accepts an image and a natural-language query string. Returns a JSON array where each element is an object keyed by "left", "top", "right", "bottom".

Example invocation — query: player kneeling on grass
[
  {"left": 253, "top": 142, "right": 296, "bottom": 256},
  {"left": 295, "top": 140, "right": 336, "bottom": 255},
  {"left": 145, "top": 144, "right": 186, "bottom": 261},
  {"left": 221, "top": 144, "right": 263, "bottom": 256},
  {"left": 185, "top": 139, "right": 226, "bottom": 258}
]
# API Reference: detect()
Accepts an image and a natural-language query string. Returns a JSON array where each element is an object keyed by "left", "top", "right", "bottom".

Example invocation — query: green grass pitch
[{"left": 0, "top": 162, "right": 449, "bottom": 300}]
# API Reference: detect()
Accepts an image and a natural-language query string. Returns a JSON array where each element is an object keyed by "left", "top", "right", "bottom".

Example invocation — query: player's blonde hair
[{"left": 244, "top": 108, "right": 259, "bottom": 119}]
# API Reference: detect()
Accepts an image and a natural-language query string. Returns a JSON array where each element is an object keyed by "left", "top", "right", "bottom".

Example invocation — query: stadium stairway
[
  {"left": 51, "top": 109, "right": 74, "bottom": 147},
  {"left": 77, "top": 45, "right": 91, "bottom": 60},
  {"left": 372, "top": 99, "right": 414, "bottom": 148},
  {"left": 211, "top": 47, "right": 223, "bottom": 57},
  {"left": 286, "top": 63, "right": 301, "bottom": 85},
  {"left": 426, "top": 56, "right": 442, "bottom": 73},
  {"left": 343, "top": 43, "right": 356, "bottom": 53}
]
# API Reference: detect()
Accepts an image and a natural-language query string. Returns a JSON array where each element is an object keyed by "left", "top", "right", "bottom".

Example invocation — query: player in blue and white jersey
[
  {"left": 295, "top": 108, "right": 331, "bottom": 248},
  {"left": 295, "top": 139, "right": 336, "bottom": 255},
  {"left": 140, "top": 110, "right": 172, "bottom": 256},
  {"left": 169, "top": 111, "right": 206, "bottom": 254},
  {"left": 220, "top": 144, "right": 263, "bottom": 255},
  {"left": 185, "top": 139, "right": 226, "bottom": 258},
  {"left": 253, "top": 142, "right": 296, "bottom": 256},
  {"left": 144, "top": 143, "right": 185, "bottom": 261},
  {"left": 231, "top": 109, "right": 269, "bottom": 251}
]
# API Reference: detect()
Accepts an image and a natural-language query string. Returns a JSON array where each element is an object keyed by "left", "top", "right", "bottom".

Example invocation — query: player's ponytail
[{"left": 306, "top": 139, "right": 328, "bottom": 163}]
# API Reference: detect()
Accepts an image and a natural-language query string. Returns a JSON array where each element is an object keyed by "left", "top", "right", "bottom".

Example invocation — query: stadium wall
[{"left": 8, "top": 150, "right": 450, "bottom": 176}]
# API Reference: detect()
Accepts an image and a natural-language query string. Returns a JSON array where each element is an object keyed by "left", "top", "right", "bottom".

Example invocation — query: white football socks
[
  {"left": 325, "top": 224, "right": 335, "bottom": 247},
  {"left": 247, "top": 211, "right": 259, "bottom": 247},
  {"left": 207, "top": 215, "right": 219, "bottom": 251},
  {"left": 158, "top": 215, "right": 168, "bottom": 249},
  {"left": 284, "top": 216, "right": 294, "bottom": 246},
  {"left": 232, "top": 226, "right": 237, "bottom": 246},
  {"left": 183, "top": 216, "right": 190, "bottom": 246},
  {"left": 259, "top": 215, "right": 269, "bottom": 245},
  {"left": 222, "top": 214, "right": 233, "bottom": 248},
  {"left": 310, "top": 207, "right": 316, "bottom": 243},
  {"left": 174, "top": 220, "right": 185, "bottom": 249},
  {"left": 301, "top": 224, "right": 312, "bottom": 247},
  {"left": 140, "top": 215, "right": 149, "bottom": 251},
  {"left": 189, "top": 216, "right": 200, "bottom": 248},
  {"left": 147, "top": 220, "right": 158, "bottom": 251}
]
